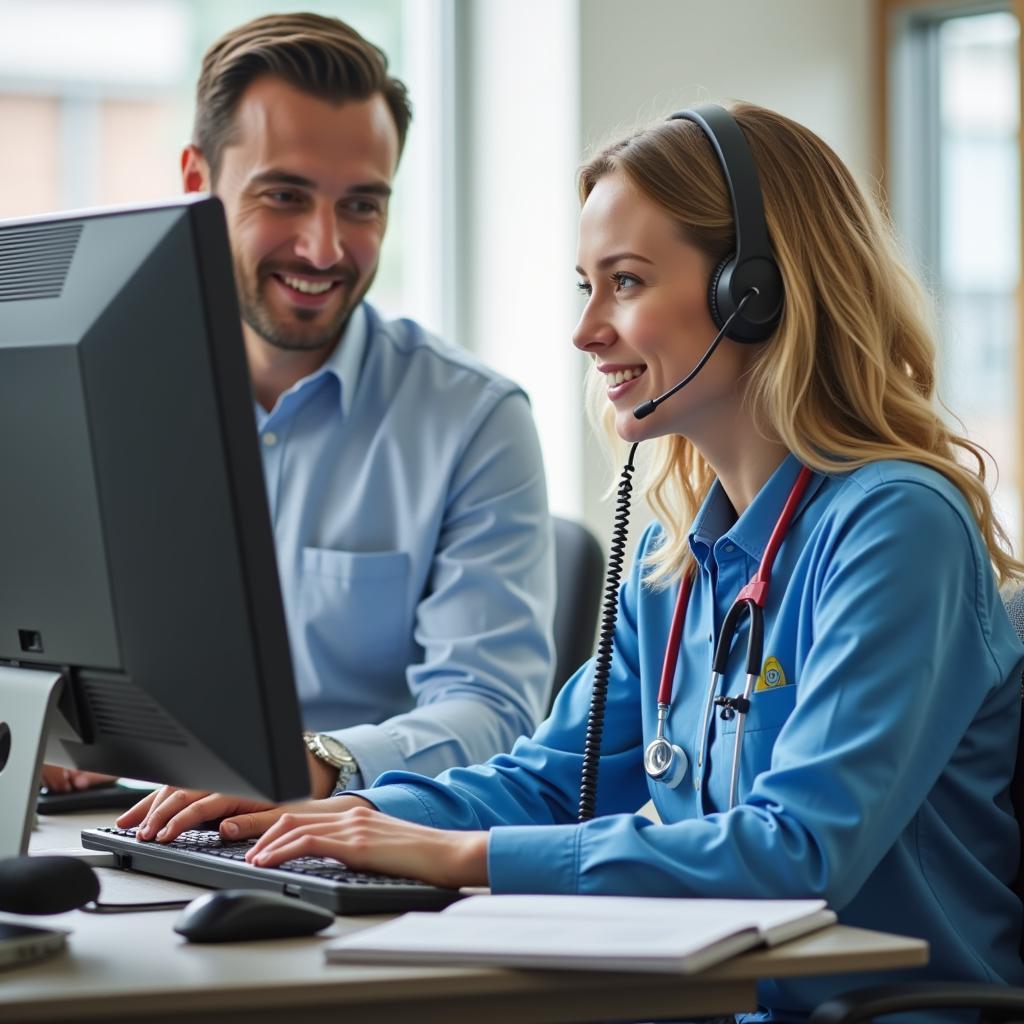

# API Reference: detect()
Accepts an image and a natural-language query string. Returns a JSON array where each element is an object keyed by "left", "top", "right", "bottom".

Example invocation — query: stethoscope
[{"left": 643, "top": 464, "right": 813, "bottom": 809}]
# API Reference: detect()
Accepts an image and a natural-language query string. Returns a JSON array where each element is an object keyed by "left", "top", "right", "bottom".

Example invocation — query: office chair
[
  {"left": 809, "top": 588, "right": 1024, "bottom": 1024},
  {"left": 550, "top": 516, "right": 605, "bottom": 714}
]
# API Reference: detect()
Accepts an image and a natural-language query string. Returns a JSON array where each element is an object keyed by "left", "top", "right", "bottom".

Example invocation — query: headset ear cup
[{"left": 707, "top": 254, "right": 734, "bottom": 330}]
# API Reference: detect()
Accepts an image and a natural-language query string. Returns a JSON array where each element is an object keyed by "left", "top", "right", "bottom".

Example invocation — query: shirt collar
[
  {"left": 319, "top": 302, "right": 368, "bottom": 416},
  {"left": 255, "top": 304, "right": 368, "bottom": 425},
  {"left": 689, "top": 452, "right": 827, "bottom": 563}
]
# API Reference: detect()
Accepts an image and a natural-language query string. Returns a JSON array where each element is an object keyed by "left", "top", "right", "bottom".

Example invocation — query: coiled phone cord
[{"left": 577, "top": 442, "right": 639, "bottom": 822}]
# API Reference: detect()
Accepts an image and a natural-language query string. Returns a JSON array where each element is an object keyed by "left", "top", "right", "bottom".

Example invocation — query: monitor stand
[{"left": 0, "top": 666, "right": 64, "bottom": 858}]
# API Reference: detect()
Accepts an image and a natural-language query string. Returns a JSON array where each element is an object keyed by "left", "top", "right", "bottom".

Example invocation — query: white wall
[{"left": 578, "top": 0, "right": 874, "bottom": 162}]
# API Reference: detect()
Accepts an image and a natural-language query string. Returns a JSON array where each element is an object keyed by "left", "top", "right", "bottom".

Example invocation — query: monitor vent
[
  {"left": 82, "top": 676, "right": 187, "bottom": 746},
  {"left": 0, "top": 222, "right": 82, "bottom": 302}
]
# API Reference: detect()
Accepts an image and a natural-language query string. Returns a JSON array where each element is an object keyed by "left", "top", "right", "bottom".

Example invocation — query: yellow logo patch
[{"left": 755, "top": 656, "right": 788, "bottom": 691}]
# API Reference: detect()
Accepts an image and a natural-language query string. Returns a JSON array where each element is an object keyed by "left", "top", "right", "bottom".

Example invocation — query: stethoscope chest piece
[{"left": 643, "top": 736, "right": 688, "bottom": 789}]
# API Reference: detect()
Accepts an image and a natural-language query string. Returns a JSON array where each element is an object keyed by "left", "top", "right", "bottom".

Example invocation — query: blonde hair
[{"left": 580, "top": 102, "right": 1023, "bottom": 586}]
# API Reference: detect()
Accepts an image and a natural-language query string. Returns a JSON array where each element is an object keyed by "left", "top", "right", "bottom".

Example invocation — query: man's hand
[
  {"left": 115, "top": 741, "right": 345, "bottom": 843},
  {"left": 245, "top": 805, "right": 490, "bottom": 889},
  {"left": 40, "top": 765, "right": 115, "bottom": 792},
  {"left": 116, "top": 786, "right": 278, "bottom": 842}
]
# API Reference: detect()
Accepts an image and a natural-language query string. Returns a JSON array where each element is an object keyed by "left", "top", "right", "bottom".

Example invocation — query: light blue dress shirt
[
  {"left": 358, "top": 454, "right": 1024, "bottom": 1018},
  {"left": 253, "top": 302, "right": 555, "bottom": 788}
]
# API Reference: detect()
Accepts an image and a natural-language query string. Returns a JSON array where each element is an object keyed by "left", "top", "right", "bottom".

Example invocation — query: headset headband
[{"left": 667, "top": 104, "right": 783, "bottom": 342}]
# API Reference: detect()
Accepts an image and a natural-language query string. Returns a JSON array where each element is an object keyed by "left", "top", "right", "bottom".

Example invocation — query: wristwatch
[{"left": 302, "top": 731, "right": 359, "bottom": 791}]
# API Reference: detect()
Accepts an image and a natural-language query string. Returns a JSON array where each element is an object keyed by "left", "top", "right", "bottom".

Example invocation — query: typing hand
[
  {"left": 116, "top": 786, "right": 278, "bottom": 843},
  {"left": 245, "top": 804, "right": 490, "bottom": 889},
  {"left": 40, "top": 764, "right": 116, "bottom": 792},
  {"left": 115, "top": 740, "right": 345, "bottom": 843}
]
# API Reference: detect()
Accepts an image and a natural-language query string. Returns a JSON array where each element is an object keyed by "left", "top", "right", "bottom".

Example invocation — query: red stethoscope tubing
[
  {"left": 654, "top": 464, "right": 814, "bottom": 743},
  {"left": 656, "top": 572, "right": 694, "bottom": 705}
]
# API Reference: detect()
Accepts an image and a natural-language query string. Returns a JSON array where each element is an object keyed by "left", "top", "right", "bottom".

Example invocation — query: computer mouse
[{"left": 173, "top": 889, "right": 335, "bottom": 943}]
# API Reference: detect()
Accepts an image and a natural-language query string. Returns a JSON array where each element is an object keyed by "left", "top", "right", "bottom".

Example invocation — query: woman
[{"left": 167, "top": 103, "right": 1024, "bottom": 1011}]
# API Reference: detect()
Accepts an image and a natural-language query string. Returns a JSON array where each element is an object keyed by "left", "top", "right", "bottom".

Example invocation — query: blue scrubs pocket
[
  {"left": 709, "top": 684, "right": 797, "bottom": 808},
  {"left": 300, "top": 547, "right": 413, "bottom": 681},
  {"left": 719, "top": 684, "right": 797, "bottom": 735}
]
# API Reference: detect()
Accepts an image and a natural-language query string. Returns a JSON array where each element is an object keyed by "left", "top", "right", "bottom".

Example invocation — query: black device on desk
[
  {"left": 0, "top": 197, "right": 458, "bottom": 915},
  {"left": 173, "top": 889, "right": 334, "bottom": 943},
  {"left": 37, "top": 782, "right": 155, "bottom": 815}
]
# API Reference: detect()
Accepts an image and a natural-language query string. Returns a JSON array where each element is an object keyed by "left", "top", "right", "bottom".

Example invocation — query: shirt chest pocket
[
  {"left": 300, "top": 548, "right": 414, "bottom": 671},
  {"left": 708, "top": 683, "right": 797, "bottom": 808}
]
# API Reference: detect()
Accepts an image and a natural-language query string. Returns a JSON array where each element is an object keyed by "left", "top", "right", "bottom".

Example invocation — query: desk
[{"left": 0, "top": 811, "right": 928, "bottom": 1024}]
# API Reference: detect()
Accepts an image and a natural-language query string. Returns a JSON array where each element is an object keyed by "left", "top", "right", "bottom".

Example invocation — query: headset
[
  {"left": 578, "top": 104, "right": 786, "bottom": 821},
  {"left": 669, "top": 104, "right": 784, "bottom": 343},
  {"left": 633, "top": 105, "right": 785, "bottom": 422}
]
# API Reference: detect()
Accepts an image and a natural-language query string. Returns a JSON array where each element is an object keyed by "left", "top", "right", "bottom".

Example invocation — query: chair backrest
[
  {"left": 551, "top": 516, "right": 605, "bottom": 713},
  {"left": 1004, "top": 588, "right": 1024, "bottom": 918}
]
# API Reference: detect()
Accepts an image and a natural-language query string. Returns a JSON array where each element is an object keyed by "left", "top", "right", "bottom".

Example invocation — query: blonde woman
[{"left": 197, "top": 103, "right": 1024, "bottom": 1009}]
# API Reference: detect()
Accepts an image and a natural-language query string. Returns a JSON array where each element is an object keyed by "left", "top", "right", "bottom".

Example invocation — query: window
[
  {"left": 0, "top": 0, "right": 449, "bottom": 336},
  {"left": 883, "top": 2, "right": 1022, "bottom": 547}
]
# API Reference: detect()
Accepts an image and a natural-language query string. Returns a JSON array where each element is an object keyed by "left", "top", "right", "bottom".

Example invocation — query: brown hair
[
  {"left": 193, "top": 12, "right": 412, "bottom": 181},
  {"left": 580, "top": 102, "right": 1023, "bottom": 586}
]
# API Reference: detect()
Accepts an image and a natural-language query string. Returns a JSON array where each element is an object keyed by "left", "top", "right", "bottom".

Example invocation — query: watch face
[{"left": 320, "top": 735, "right": 355, "bottom": 766}]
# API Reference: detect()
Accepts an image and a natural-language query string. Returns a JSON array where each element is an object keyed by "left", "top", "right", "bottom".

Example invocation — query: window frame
[{"left": 877, "top": 0, "right": 1024, "bottom": 538}]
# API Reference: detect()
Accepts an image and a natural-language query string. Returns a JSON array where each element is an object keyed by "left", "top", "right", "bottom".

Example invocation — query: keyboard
[{"left": 81, "top": 826, "right": 463, "bottom": 915}]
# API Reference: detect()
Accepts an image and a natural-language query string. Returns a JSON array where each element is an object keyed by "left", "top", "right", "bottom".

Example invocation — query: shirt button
[
  {"left": 723, "top": 543, "right": 735, "bottom": 553},
  {"left": 263, "top": 432, "right": 278, "bottom": 447}
]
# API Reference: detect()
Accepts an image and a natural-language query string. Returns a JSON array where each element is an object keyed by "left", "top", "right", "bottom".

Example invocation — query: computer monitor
[{"left": 0, "top": 195, "right": 310, "bottom": 857}]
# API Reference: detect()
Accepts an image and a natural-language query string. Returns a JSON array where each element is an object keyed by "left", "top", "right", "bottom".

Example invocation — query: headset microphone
[{"left": 632, "top": 290, "right": 756, "bottom": 421}]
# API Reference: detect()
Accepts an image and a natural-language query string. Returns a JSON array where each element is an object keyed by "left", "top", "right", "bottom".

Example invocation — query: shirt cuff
[
  {"left": 324, "top": 722, "right": 404, "bottom": 789},
  {"left": 344, "top": 783, "right": 438, "bottom": 826},
  {"left": 487, "top": 824, "right": 581, "bottom": 894}
]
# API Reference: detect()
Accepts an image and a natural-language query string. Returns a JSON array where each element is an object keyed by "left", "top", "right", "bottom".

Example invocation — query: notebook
[{"left": 324, "top": 894, "right": 836, "bottom": 974}]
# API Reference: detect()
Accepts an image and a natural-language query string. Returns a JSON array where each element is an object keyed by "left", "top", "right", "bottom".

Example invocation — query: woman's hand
[{"left": 245, "top": 805, "right": 490, "bottom": 890}]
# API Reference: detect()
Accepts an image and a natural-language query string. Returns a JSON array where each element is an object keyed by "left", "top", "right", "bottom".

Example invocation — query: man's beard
[{"left": 236, "top": 260, "right": 374, "bottom": 352}]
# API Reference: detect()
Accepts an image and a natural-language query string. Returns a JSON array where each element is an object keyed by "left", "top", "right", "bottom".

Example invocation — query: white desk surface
[{"left": 0, "top": 810, "right": 928, "bottom": 1024}]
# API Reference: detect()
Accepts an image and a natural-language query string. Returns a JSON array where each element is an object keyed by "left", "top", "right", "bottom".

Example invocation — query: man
[{"left": 44, "top": 12, "right": 555, "bottom": 832}]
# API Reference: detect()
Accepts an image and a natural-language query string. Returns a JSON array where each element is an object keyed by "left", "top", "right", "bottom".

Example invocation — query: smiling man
[
  {"left": 196, "top": 71, "right": 399, "bottom": 412},
  {"left": 75, "top": 12, "right": 556, "bottom": 835}
]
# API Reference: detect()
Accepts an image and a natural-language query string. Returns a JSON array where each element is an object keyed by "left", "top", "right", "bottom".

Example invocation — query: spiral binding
[{"left": 577, "top": 442, "right": 639, "bottom": 822}]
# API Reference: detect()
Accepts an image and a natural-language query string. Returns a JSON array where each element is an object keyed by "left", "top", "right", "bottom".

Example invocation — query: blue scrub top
[{"left": 359, "top": 455, "right": 1024, "bottom": 1017}]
